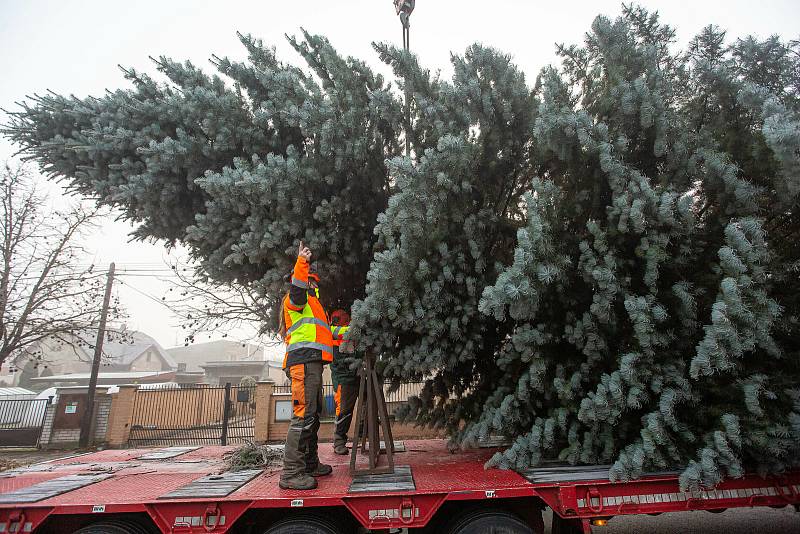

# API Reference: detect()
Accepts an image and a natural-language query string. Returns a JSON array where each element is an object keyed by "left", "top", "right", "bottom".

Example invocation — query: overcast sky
[{"left": 1, "top": 0, "right": 798, "bottom": 354}]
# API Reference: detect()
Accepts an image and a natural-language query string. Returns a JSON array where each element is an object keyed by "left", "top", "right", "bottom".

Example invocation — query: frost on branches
[
  {"left": 355, "top": 7, "right": 800, "bottom": 490},
  {"left": 4, "top": 30, "right": 403, "bottom": 316},
  {"left": 4, "top": 6, "right": 799, "bottom": 490}
]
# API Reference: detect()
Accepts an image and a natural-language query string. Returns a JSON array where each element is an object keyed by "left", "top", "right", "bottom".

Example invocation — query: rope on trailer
[{"left": 223, "top": 440, "right": 284, "bottom": 472}]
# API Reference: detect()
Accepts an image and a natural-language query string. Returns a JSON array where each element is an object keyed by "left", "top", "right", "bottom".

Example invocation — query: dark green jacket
[{"left": 331, "top": 325, "right": 359, "bottom": 388}]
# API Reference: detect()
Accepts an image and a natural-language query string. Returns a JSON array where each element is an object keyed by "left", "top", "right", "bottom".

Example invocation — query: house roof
[
  {"left": 199, "top": 360, "right": 267, "bottom": 369},
  {"left": 98, "top": 331, "right": 177, "bottom": 368},
  {"left": 31, "top": 370, "right": 176, "bottom": 382},
  {"left": 52, "top": 330, "right": 177, "bottom": 369},
  {"left": 166, "top": 339, "right": 264, "bottom": 358},
  {"left": 0, "top": 386, "right": 36, "bottom": 397},
  {"left": 165, "top": 339, "right": 265, "bottom": 372},
  {"left": 11, "top": 330, "right": 177, "bottom": 370}
]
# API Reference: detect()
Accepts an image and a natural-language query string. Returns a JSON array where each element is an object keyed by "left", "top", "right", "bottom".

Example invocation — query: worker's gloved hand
[{"left": 298, "top": 241, "right": 312, "bottom": 261}]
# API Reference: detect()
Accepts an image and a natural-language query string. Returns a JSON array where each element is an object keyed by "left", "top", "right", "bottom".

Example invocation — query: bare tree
[
  {"left": 143, "top": 263, "right": 278, "bottom": 348},
  {"left": 0, "top": 163, "right": 115, "bottom": 376}
]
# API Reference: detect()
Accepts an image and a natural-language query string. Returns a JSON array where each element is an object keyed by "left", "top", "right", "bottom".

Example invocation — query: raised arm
[{"left": 286, "top": 242, "right": 312, "bottom": 311}]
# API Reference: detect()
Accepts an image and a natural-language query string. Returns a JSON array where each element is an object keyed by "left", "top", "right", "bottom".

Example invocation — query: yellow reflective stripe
[
  {"left": 287, "top": 317, "right": 331, "bottom": 335},
  {"left": 287, "top": 341, "right": 333, "bottom": 353},
  {"left": 332, "top": 325, "right": 350, "bottom": 340}
]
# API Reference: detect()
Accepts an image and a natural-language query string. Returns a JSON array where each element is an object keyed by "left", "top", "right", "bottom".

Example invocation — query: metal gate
[
  {"left": 127, "top": 384, "right": 255, "bottom": 447},
  {"left": 0, "top": 398, "right": 49, "bottom": 447}
]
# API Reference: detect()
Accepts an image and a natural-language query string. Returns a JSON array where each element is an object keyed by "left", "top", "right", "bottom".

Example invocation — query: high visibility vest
[
  {"left": 282, "top": 256, "right": 333, "bottom": 367},
  {"left": 332, "top": 324, "right": 355, "bottom": 354},
  {"left": 331, "top": 325, "right": 349, "bottom": 347}
]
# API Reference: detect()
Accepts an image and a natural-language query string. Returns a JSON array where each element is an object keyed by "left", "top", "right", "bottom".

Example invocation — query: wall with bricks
[
  {"left": 93, "top": 396, "right": 112, "bottom": 441},
  {"left": 40, "top": 387, "right": 113, "bottom": 449},
  {"left": 105, "top": 385, "right": 138, "bottom": 447},
  {"left": 38, "top": 402, "right": 56, "bottom": 445},
  {"left": 48, "top": 427, "right": 82, "bottom": 445},
  {"left": 253, "top": 381, "right": 274, "bottom": 443}
]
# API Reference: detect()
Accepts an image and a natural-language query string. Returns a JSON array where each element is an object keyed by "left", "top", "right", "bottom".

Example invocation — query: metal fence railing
[
  {"left": 0, "top": 397, "right": 50, "bottom": 447},
  {"left": 386, "top": 382, "right": 424, "bottom": 404},
  {"left": 127, "top": 384, "right": 255, "bottom": 447},
  {"left": 124, "top": 380, "right": 424, "bottom": 446},
  {"left": 272, "top": 382, "right": 424, "bottom": 419}
]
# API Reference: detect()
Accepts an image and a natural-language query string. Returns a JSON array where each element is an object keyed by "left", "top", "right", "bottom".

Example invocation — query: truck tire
[
  {"left": 73, "top": 519, "right": 155, "bottom": 534},
  {"left": 443, "top": 508, "right": 534, "bottom": 534},
  {"left": 262, "top": 514, "right": 340, "bottom": 534}
]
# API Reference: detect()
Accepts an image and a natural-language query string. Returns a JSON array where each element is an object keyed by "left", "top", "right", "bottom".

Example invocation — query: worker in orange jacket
[{"left": 278, "top": 242, "right": 333, "bottom": 491}]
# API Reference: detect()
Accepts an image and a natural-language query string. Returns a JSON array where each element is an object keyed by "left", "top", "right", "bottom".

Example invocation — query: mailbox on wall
[{"left": 275, "top": 400, "right": 292, "bottom": 421}]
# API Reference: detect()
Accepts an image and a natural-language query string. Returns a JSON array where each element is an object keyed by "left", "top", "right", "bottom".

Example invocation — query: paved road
[{"left": 542, "top": 506, "right": 800, "bottom": 533}]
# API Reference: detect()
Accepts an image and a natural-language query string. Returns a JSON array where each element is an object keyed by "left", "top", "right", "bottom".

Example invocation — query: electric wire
[{"left": 117, "top": 277, "right": 265, "bottom": 347}]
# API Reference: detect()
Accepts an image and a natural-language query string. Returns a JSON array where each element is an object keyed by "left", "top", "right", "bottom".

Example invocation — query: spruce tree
[
  {"left": 4, "top": 5, "right": 799, "bottom": 490},
  {"left": 4, "top": 30, "right": 402, "bottom": 315}
]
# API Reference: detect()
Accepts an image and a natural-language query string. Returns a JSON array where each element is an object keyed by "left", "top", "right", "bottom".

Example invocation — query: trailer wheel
[
  {"left": 262, "top": 514, "right": 340, "bottom": 534},
  {"left": 73, "top": 519, "right": 156, "bottom": 534},
  {"left": 443, "top": 508, "right": 534, "bottom": 534}
]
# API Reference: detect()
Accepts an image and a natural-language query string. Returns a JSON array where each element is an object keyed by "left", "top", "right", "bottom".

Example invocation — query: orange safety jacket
[{"left": 282, "top": 256, "right": 333, "bottom": 368}]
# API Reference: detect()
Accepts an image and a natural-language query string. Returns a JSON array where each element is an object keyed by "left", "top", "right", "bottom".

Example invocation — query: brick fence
[
  {"left": 37, "top": 386, "right": 113, "bottom": 449},
  {"left": 254, "top": 381, "right": 442, "bottom": 443}
]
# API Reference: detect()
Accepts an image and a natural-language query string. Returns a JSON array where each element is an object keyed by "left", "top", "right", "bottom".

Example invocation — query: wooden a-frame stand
[{"left": 349, "top": 350, "right": 395, "bottom": 476}]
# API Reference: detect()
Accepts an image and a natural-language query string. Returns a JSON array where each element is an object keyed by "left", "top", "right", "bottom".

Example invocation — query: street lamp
[
  {"left": 394, "top": 0, "right": 415, "bottom": 50},
  {"left": 393, "top": 1, "right": 415, "bottom": 156}
]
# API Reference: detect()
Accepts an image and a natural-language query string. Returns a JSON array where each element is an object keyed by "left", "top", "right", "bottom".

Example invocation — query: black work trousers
[
  {"left": 282, "top": 361, "right": 323, "bottom": 478},
  {"left": 333, "top": 382, "right": 359, "bottom": 448}
]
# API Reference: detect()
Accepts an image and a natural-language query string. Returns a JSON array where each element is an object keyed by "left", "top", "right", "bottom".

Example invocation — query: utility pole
[
  {"left": 394, "top": 0, "right": 415, "bottom": 157},
  {"left": 79, "top": 262, "right": 115, "bottom": 448}
]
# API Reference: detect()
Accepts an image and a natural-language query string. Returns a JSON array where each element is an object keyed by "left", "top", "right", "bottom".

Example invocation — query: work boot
[
  {"left": 334, "top": 444, "right": 349, "bottom": 455},
  {"left": 307, "top": 463, "right": 333, "bottom": 477},
  {"left": 279, "top": 473, "right": 318, "bottom": 490}
]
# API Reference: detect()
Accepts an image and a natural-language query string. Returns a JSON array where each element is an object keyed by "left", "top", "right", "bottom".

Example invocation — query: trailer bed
[{"left": 1, "top": 439, "right": 798, "bottom": 533}]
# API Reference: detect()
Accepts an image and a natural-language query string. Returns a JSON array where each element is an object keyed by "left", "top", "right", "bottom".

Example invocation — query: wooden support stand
[{"left": 349, "top": 350, "right": 395, "bottom": 476}]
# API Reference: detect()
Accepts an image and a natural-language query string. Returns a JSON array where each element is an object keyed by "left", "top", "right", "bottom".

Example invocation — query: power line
[
  {"left": 116, "top": 277, "right": 268, "bottom": 347},
  {"left": 114, "top": 270, "right": 175, "bottom": 273},
  {"left": 116, "top": 278, "right": 174, "bottom": 308},
  {"left": 10, "top": 271, "right": 108, "bottom": 282}
]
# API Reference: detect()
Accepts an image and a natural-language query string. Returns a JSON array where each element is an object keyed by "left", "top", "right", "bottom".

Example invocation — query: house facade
[
  {"left": 166, "top": 340, "right": 291, "bottom": 385},
  {"left": 0, "top": 330, "right": 176, "bottom": 390},
  {"left": 166, "top": 340, "right": 265, "bottom": 373}
]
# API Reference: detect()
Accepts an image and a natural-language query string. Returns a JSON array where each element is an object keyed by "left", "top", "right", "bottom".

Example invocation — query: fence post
[
  {"left": 254, "top": 379, "right": 275, "bottom": 443},
  {"left": 38, "top": 396, "right": 56, "bottom": 447},
  {"left": 105, "top": 385, "right": 139, "bottom": 447},
  {"left": 220, "top": 382, "right": 232, "bottom": 446}
]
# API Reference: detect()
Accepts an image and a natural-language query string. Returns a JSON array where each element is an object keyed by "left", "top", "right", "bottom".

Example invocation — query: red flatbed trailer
[{"left": 1, "top": 439, "right": 798, "bottom": 533}]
